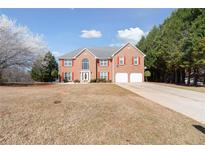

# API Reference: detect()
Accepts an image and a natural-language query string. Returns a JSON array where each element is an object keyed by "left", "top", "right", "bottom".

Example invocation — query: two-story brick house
[{"left": 59, "top": 43, "right": 145, "bottom": 83}]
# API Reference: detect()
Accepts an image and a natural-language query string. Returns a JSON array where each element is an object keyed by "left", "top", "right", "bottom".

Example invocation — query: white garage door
[
  {"left": 130, "top": 73, "right": 142, "bottom": 83},
  {"left": 115, "top": 73, "right": 128, "bottom": 83}
]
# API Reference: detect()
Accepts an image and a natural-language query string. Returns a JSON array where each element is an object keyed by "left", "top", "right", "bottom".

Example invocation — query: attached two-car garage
[{"left": 115, "top": 73, "right": 142, "bottom": 83}]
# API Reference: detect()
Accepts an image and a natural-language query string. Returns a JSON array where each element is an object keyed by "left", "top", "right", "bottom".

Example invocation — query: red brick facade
[
  {"left": 59, "top": 43, "right": 145, "bottom": 82},
  {"left": 113, "top": 43, "right": 145, "bottom": 82}
]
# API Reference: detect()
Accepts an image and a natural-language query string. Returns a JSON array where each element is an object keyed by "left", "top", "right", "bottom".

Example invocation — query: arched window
[{"left": 82, "top": 58, "right": 89, "bottom": 70}]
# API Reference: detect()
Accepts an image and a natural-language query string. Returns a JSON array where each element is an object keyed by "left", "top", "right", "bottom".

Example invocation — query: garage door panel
[
  {"left": 115, "top": 73, "right": 128, "bottom": 83},
  {"left": 130, "top": 73, "right": 142, "bottom": 83}
]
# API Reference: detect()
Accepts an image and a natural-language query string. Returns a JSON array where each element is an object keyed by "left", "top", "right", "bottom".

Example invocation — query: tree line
[{"left": 138, "top": 9, "right": 205, "bottom": 86}]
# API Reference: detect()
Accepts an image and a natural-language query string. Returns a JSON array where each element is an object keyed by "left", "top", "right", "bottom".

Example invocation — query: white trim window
[
  {"left": 64, "top": 59, "right": 72, "bottom": 66},
  {"left": 134, "top": 57, "right": 138, "bottom": 65},
  {"left": 100, "top": 60, "right": 108, "bottom": 67},
  {"left": 100, "top": 72, "right": 108, "bottom": 80},
  {"left": 64, "top": 72, "right": 72, "bottom": 81},
  {"left": 82, "top": 58, "right": 89, "bottom": 70},
  {"left": 119, "top": 57, "right": 124, "bottom": 65}
]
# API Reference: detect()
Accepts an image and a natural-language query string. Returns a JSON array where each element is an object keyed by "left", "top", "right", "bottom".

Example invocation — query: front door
[{"left": 81, "top": 72, "right": 89, "bottom": 81}]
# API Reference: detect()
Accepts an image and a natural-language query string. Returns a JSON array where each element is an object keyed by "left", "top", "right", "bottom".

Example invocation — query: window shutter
[
  {"left": 97, "top": 59, "right": 99, "bottom": 67},
  {"left": 138, "top": 57, "right": 140, "bottom": 65},
  {"left": 132, "top": 56, "right": 134, "bottom": 65},
  {"left": 72, "top": 72, "right": 74, "bottom": 80},
  {"left": 117, "top": 56, "right": 119, "bottom": 64},
  {"left": 62, "top": 59, "right": 64, "bottom": 66},
  {"left": 108, "top": 72, "right": 109, "bottom": 80},
  {"left": 124, "top": 56, "right": 126, "bottom": 64}
]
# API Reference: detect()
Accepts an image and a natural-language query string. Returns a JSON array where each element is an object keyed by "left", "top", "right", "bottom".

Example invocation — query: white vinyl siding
[
  {"left": 100, "top": 72, "right": 108, "bottom": 80},
  {"left": 64, "top": 59, "right": 72, "bottom": 66},
  {"left": 64, "top": 72, "right": 72, "bottom": 81},
  {"left": 100, "top": 60, "right": 108, "bottom": 67}
]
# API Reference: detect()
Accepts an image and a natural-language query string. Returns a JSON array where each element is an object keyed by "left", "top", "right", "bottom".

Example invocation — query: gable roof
[
  {"left": 59, "top": 43, "right": 145, "bottom": 59},
  {"left": 59, "top": 48, "right": 83, "bottom": 59},
  {"left": 86, "top": 47, "right": 119, "bottom": 59},
  {"left": 112, "top": 42, "right": 146, "bottom": 57},
  {"left": 60, "top": 46, "right": 119, "bottom": 59},
  {"left": 73, "top": 48, "right": 97, "bottom": 59}
]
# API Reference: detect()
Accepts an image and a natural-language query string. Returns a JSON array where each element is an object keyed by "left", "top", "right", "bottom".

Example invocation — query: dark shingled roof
[
  {"left": 60, "top": 46, "right": 120, "bottom": 59},
  {"left": 59, "top": 48, "right": 83, "bottom": 59}
]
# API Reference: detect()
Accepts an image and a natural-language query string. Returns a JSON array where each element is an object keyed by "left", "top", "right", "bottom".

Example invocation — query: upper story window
[
  {"left": 82, "top": 58, "right": 89, "bottom": 70},
  {"left": 119, "top": 57, "right": 124, "bottom": 65},
  {"left": 64, "top": 59, "right": 72, "bottom": 66},
  {"left": 100, "top": 60, "right": 108, "bottom": 67},
  {"left": 134, "top": 57, "right": 138, "bottom": 65}
]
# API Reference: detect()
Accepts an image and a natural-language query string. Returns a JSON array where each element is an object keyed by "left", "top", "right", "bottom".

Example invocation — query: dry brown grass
[
  {"left": 0, "top": 84, "right": 205, "bottom": 144},
  {"left": 152, "top": 82, "right": 205, "bottom": 93}
]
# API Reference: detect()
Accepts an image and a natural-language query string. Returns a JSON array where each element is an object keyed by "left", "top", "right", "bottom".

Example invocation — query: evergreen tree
[
  {"left": 190, "top": 10, "right": 205, "bottom": 85},
  {"left": 137, "top": 8, "right": 205, "bottom": 85},
  {"left": 31, "top": 52, "right": 58, "bottom": 82},
  {"left": 31, "top": 55, "right": 45, "bottom": 82},
  {"left": 42, "top": 52, "right": 58, "bottom": 82}
]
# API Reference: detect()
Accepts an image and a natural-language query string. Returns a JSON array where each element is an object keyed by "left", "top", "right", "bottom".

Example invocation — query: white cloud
[
  {"left": 117, "top": 27, "right": 145, "bottom": 44},
  {"left": 80, "top": 30, "right": 102, "bottom": 38}
]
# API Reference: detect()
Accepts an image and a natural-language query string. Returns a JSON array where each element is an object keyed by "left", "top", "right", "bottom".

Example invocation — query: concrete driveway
[{"left": 118, "top": 82, "right": 205, "bottom": 124}]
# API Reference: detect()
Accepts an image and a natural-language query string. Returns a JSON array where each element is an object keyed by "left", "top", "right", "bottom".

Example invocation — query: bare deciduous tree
[
  {"left": 0, "top": 15, "right": 48, "bottom": 79},
  {"left": 2, "top": 67, "right": 33, "bottom": 82}
]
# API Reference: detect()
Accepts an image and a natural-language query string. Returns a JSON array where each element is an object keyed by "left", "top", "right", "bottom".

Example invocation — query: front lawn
[{"left": 0, "top": 84, "right": 204, "bottom": 144}]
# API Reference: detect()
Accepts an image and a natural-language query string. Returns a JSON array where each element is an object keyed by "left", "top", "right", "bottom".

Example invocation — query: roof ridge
[{"left": 60, "top": 46, "right": 120, "bottom": 59}]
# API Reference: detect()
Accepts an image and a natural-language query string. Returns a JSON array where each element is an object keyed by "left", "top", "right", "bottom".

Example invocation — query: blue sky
[{"left": 0, "top": 9, "right": 175, "bottom": 56}]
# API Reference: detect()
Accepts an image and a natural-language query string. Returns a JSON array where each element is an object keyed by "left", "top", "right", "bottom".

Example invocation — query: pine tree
[
  {"left": 137, "top": 8, "right": 205, "bottom": 85},
  {"left": 42, "top": 52, "right": 58, "bottom": 82},
  {"left": 31, "top": 52, "right": 58, "bottom": 82},
  {"left": 31, "top": 55, "right": 45, "bottom": 82}
]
